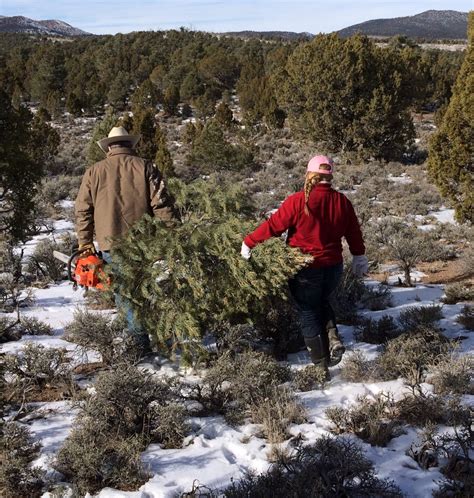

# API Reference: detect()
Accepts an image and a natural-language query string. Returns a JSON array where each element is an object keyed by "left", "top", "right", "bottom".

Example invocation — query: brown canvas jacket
[{"left": 75, "top": 147, "right": 176, "bottom": 251}]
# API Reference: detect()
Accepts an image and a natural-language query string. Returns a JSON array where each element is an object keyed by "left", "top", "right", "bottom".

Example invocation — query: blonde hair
[{"left": 304, "top": 165, "right": 333, "bottom": 215}]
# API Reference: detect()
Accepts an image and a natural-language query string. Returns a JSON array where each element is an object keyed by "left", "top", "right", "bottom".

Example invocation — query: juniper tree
[
  {"left": 154, "top": 123, "right": 174, "bottom": 176},
  {"left": 187, "top": 119, "right": 254, "bottom": 176},
  {"left": 87, "top": 109, "right": 119, "bottom": 164},
  {"left": 274, "top": 34, "right": 414, "bottom": 160},
  {"left": 132, "top": 108, "right": 157, "bottom": 161},
  {"left": 427, "top": 13, "right": 474, "bottom": 223},
  {"left": 112, "top": 178, "right": 308, "bottom": 363},
  {"left": 0, "top": 91, "right": 56, "bottom": 241}
]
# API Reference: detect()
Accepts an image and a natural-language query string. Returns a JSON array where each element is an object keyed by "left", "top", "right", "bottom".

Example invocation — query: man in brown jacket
[{"left": 75, "top": 126, "right": 177, "bottom": 353}]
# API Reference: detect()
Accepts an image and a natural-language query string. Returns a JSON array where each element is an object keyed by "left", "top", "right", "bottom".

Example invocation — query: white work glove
[
  {"left": 241, "top": 241, "right": 252, "bottom": 260},
  {"left": 352, "top": 255, "right": 368, "bottom": 277}
]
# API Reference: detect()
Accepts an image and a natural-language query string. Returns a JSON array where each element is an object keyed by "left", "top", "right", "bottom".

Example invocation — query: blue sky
[{"left": 1, "top": 0, "right": 471, "bottom": 34}]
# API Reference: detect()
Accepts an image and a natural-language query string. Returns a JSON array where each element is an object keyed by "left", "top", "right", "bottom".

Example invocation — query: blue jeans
[
  {"left": 102, "top": 251, "right": 150, "bottom": 350},
  {"left": 289, "top": 263, "right": 343, "bottom": 346}
]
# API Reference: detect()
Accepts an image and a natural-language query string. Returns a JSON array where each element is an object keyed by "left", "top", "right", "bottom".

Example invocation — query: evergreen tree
[
  {"left": 275, "top": 34, "right": 414, "bottom": 160},
  {"left": 107, "top": 71, "right": 131, "bottom": 110},
  {"left": 162, "top": 86, "right": 180, "bottom": 116},
  {"left": 87, "top": 110, "right": 119, "bottom": 164},
  {"left": 181, "top": 103, "right": 193, "bottom": 118},
  {"left": 180, "top": 71, "right": 204, "bottom": 102},
  {"left": 130, "top": 79, "right": 160, "bottom": 111},
  {"left": 215, "top": 102, "right": 234, "bottom": 127},
  {"left": 132, "top": 108, "right": 157, "bottom": 162},
  {"left": 154, "top": 124, "right": 174, "bottom": 176},
  {"left": 427, "top": 13, "right": 474, "bottom": 223},
  {"left": 66, "top": 92, "right": 83, "bottom": 116},
  {"left": 29, "top": 45, "right": 66, "bottom": 106},
  {"left": 0, "top": 92, "right": 49, "bottom": 241},
  {"left": 181, "top": 122, "right": 198, "bottom": 145},
  {"left": 29, "top": 111, "right": 60, "bottom": 173},
  {"left": 187, "top": 120, "right": 254, "bottom": 175},
  {"left": 111, "top": 178, "right": 307, "bottom": 362}
]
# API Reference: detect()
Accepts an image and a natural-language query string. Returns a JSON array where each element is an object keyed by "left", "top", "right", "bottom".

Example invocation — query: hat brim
[{"left": 97, "top": 134, "right": 141, "bottom": 153}]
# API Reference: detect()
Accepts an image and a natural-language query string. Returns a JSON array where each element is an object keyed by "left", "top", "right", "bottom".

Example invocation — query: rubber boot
[
  {"left": 304, "top": 335, "right": 330, "bottom": 380},
  {"left": 327, "top": 327, "right": 345, "bottom": 366}
]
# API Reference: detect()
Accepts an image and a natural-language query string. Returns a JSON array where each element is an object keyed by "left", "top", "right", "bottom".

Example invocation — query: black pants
[{"left": 289, "top": 263, "right": 343, "bottom": 354}]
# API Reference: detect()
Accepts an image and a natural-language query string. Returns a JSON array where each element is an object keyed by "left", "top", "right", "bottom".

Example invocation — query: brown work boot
[
  {"left": 304, "top": 335, "right": 330, "bottom": 380},
  {"left": 327, "top": 327, "right": 345, "bottom": 366}
]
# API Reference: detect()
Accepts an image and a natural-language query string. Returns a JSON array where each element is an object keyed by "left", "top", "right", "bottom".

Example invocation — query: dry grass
[
  {"left": 251, "top": 386, "right": 306, "bottom": 443},
  {"left": 292, "top": 364, "right": 329, "bottom": 391}
]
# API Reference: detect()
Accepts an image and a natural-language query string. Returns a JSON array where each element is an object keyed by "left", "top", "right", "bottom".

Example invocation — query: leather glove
[
  {"left": 241, "top": 241, "right": 252, "bottom": 260},
  {"left": 78, "top": 242, "right": 96, "bottom": 257},
  {"left": 352, "top": 255, "right": 368, "bottom": 277}
]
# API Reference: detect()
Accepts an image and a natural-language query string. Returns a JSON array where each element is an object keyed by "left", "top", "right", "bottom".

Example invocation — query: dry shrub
[
  {"left": 189, "top": 350, "right": 291, "bottom": 422},
  {"left": 26, "top": 235, "right": 76, "bottom": 283},
  {"left": 292, "top": 364, "right": 328, "bottom": 391},
  {"left": 54, "top": 420, "right": 150, "bottom": 496},
  {"left": 17, "top": 317, "right": 53, "bottom": 336},
  {"left": 4, "top": 343, "right": 75, "bottom": 403},
  {"left": 443, "top": 283, "right": 474, "bottom": 305},
  {"left": 0, "top": 422, "right": 46, "bottom": 498},
  {"left": 38, "top": 175, "right": 82, "bottom": 208},
  {"left": 398, "top": 304, "right": 444, "bottom": 331},
  {"left": 181, "top": 481, "right": 216, "bottom": 497},
  {"left": 407, "top": 424, "right": 439, "bottom": 470},
  {"left": 223, "top": 436, "right": 403, "bottom": 497},
  {"left": 64, "top": 309, "right": 139, "bottom": 365},
  {"left": 84, "top": 288, "right": 116, "bottom": 310},
  {"left": 0, "top": 316, "right": 52, "bottom": 343},
  {"left": 80, "top": 365, "right": 179, "bottom": 442},
  {"left": 212, "top": 315, "right": 302, "bottom": 361},
  {"left": 0, "top": 316, "right": 20, "bottom": 343},
  {"left": 456, "top": 305, "right": 474, "bottom": 331},
  {"left": 148, "top": 403, "right": 189, "bottom": 449},
  {"left": 355, "top": 315, "right": 401, "bottom": 344},
  {"left": 408, "top": 402, "right": 473, "bottom": 497},
  {"left": 54, "top": 365, "right": 187, "bottom": 494},
  {"left": 250, "top": 386, "right": 306, "bottom": 443},
  {"left": 332, "top": 265, "right": 365, "bottom": 324},
  {"left": 396, "top": 394, "right": 449, "bottom": 426},
  {"left": 326, "top": 392, "right": 403, "bottom": 446},
  {"left": 360, "top": 283, "right": 393, "bottom": 311},
  {"left": 377, "top": 327, "right": 450, "bottom": 392},
  {"left": 430, "top": 354, "right": 474, "bottom": 395},
  {"left": 340, "top": 351, "right": 379, "bottom": 382}
]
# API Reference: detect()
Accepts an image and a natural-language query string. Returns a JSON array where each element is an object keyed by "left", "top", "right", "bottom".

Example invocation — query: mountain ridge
[
  {"left": 338, "top": 10, "right": 468, "bottom": 40},
  {"left": 0, "top": 15, "right": 90, "bottom": 36}
]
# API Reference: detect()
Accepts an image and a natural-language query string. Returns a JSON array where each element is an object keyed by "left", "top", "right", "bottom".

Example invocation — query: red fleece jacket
[{"left": 244, "top": 184, "right": 365, "bottom": 267}]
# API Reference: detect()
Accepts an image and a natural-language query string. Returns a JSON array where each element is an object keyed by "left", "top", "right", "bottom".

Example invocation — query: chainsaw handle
[{"left": 67, "top": 248, "right": 90, "bottom": 283}]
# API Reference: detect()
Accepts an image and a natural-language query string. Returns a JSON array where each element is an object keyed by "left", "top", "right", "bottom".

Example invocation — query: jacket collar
[
  {"left": 314, "top": 183, "right": 332, "bottom": 190},
  {"left": 106, "top": 147, "right": 135, "bottom": 157}
]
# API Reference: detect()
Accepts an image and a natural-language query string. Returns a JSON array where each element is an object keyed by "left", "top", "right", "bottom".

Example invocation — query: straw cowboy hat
[{"left": 97, "top": 126, "right": 141, "bottom": 153}]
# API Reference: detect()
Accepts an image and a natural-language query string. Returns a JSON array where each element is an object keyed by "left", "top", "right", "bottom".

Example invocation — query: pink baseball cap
[{"left": 307, "top": 155, "right": 334, "bottom": 174}]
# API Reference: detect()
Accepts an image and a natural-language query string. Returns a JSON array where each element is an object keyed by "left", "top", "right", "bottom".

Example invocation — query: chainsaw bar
[{"left": 53, "top": 250, "right": 74, "bottom": 266}]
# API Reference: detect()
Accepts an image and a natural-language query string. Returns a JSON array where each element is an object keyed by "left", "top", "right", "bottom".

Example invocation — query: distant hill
[
  {"left": 338, "top": 10, "right": 468, "bottom": 40},
  {"left": 0, "top": 15, "right": 90, "bottom": 36},
  {"left": 222, "top": 31, "right": 313, "bottom": 41}
]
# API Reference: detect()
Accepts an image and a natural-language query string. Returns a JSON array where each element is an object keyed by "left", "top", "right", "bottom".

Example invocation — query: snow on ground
[
  {"left": 387, "top": 173, "right": 412, "bottom": 184},
  {"left": 20, "top": 220, "right": 74, "bottom": 258},
  {"left": 428, "top": 207, "right": 457, "bottom": 224},
  {"left": 2, "top": 219, "right": 473, "bottom": 498}
]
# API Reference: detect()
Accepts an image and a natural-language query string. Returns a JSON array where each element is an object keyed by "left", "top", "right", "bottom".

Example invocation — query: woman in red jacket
[{"left": 241, "top": 155, "right": 367, "bottom": 376}]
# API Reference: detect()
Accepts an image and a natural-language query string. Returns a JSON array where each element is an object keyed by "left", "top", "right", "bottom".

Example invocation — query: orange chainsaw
[{"left": 53, "top": 247, "right": 110, "bottom": 291}]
